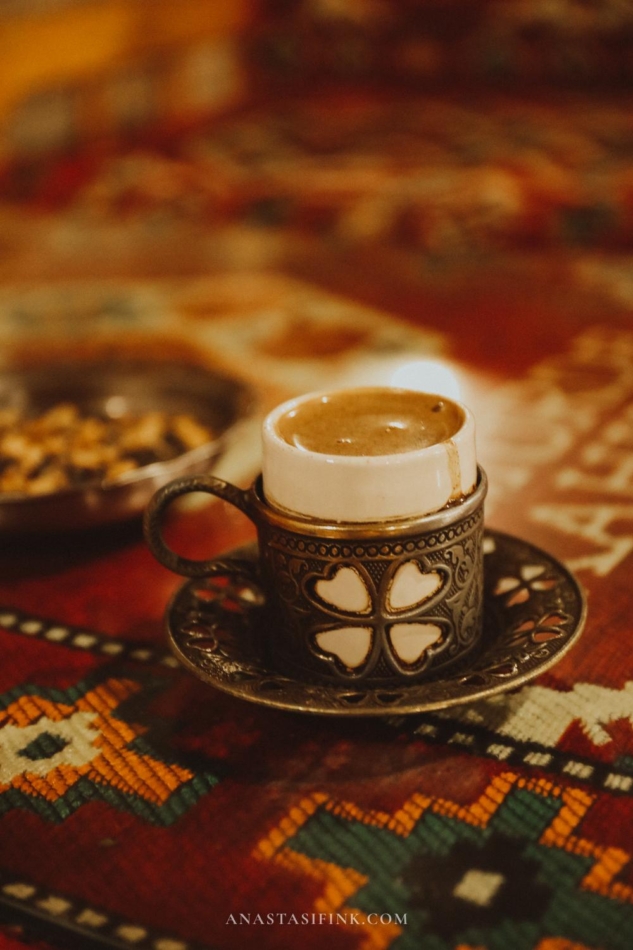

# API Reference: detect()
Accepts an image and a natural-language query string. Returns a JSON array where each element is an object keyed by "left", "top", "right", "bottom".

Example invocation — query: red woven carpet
[{"left": 2, "top": 594, "right": 633, "bottom": 950}]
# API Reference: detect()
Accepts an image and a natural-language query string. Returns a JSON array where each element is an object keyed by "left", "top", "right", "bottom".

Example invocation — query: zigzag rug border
[
  {"left": 0, "top": 867, "right": 211, "bottom": 950},
  {"left": 0, "top": 606, "right": 179, "bottom": 669},
  {"left": 388, "top": 712, "right": 633, "bottom": 797}
]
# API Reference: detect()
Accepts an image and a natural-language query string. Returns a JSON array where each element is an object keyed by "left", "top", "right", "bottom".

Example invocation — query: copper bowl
[{"left": 0, "top": 359, "right": 253, "bottom": 532}]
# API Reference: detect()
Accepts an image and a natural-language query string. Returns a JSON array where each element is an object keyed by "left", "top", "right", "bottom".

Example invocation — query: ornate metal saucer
[{"left": 165, "top": 530, "right": 586, "bottom": 716}]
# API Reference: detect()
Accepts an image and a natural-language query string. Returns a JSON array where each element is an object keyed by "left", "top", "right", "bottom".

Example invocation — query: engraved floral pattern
[{"left": 257, "top": 503, "right": 485, "bottom": 683}]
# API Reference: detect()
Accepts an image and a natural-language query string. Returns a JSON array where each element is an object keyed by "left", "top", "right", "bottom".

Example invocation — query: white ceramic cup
[{"left": 262, "top": 386, "right": 477, "bottom": 523}]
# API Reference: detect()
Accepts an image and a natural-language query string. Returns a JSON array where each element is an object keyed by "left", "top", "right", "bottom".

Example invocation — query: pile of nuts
[{"left": 0, "top": 403, "right": 215, "bottom": 495}]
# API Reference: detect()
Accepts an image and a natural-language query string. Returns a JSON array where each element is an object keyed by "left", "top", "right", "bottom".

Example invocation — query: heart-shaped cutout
[
  {"left": 387, "top": 561, "right": 444, "bottom": 611},
  {"left": 314, "top": 567, "right": 371, "bottom": 614},
  {"left": 315, "top": 627, "right": 373, "bottom": 669},
  {"left": 389, "top": 622, "right": 443, "bottom": 664}
]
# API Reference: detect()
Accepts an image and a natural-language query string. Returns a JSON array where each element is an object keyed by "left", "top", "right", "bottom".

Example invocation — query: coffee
[
  {"left": 263, "top": 386, "right": 476, "bottom": 522},
  {"left": 276, "top": 388, "right": 464, "bottom": 457}
]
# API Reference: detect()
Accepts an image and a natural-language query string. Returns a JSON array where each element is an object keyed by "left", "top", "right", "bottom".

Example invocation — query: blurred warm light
[{"left": 389, "top": 359, "right": 462, "bottom": 399}]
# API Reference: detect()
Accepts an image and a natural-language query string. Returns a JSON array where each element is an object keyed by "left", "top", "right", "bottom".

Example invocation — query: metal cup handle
[{"left": 143, "top": 475, "right": 257, "bottom": 577}]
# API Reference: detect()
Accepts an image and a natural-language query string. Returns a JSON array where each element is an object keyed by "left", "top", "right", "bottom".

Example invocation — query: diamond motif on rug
[
  {"left": 0, "top": 674, "right": 218, "bottom": 824},
  {"left": 256, "top": 772, "right": 633, "bottom": 950}
]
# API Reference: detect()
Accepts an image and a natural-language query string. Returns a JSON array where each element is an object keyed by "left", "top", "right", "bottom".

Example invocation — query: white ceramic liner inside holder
[{"left": 262, "top": 387, "right": 477, "bottom": 523}]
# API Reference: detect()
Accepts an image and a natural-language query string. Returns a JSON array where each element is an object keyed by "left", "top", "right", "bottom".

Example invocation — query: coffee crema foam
[{"left": 276, "top": 388, "right": 464, "bottom": 457}]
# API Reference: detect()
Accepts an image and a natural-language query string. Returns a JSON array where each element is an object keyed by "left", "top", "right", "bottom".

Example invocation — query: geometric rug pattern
[
  {"left": 0, "top": 674, "right": 218, "bottom": 825},
  {"left": 257, "top": 772, "right": 633, "bottom": 950},
  {"left": 3, "top": 608, "right": 633, "bottom": 950}
]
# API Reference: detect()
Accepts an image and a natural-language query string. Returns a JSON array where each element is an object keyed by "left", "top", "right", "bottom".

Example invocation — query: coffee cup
[{"left": 144, "top": 387, "right": 487, "bottom": 685}]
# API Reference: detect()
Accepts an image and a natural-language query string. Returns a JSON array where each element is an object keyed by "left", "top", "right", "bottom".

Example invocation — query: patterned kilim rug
[
  {"left": 1, "top": 278, "right": 633, "bottom": 950},
  {"left": 2, "top": 599, "right": 633, "bottom": 950}
]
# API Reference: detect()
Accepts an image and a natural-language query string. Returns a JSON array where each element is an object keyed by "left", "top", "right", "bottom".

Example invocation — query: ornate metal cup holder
[{"left": 165, "top": 529, "right": 586, "bottom": 716}]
